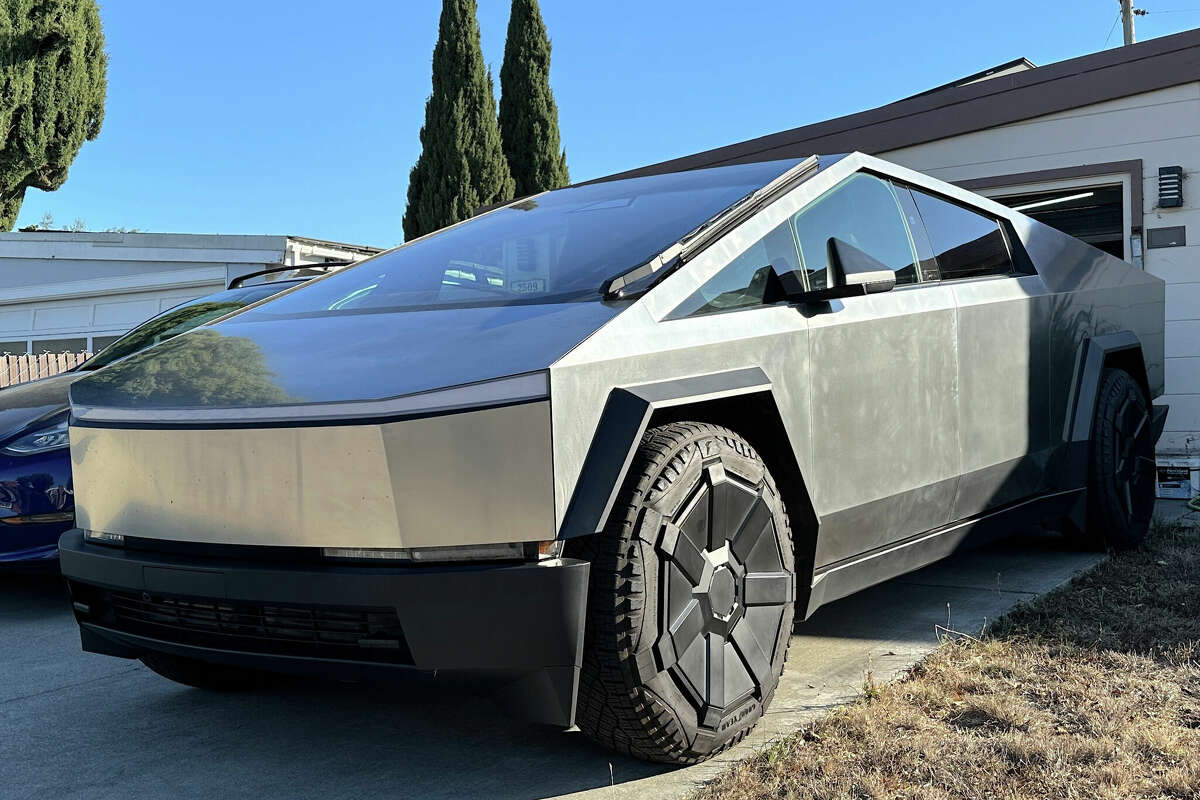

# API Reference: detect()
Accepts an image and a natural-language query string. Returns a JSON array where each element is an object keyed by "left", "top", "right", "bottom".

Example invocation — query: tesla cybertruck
[{"left": 59, "top": 152, "right": 1166, "bottom": 764}]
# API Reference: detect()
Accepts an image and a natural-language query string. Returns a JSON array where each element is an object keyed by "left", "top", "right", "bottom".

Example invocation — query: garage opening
[{"left": 992, "top": 184, "right": 1125, "bottom": 258}]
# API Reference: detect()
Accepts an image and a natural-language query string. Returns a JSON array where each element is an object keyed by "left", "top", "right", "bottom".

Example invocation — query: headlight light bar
[
  {"left": 83, "top": 530, "right": 125, "bottom": 546},
  {"left": 324, "top": 539, "right": 564, "bottom": 563}
]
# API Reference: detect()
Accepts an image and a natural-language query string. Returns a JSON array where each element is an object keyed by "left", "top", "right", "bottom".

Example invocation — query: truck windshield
[{"left": 245, "top": 159, "right": 800, "bottom": 315}]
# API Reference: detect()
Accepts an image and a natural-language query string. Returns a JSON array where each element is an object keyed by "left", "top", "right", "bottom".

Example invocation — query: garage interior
[{"left": 992, "top": 184, "right": 1126, "bottom": 259}]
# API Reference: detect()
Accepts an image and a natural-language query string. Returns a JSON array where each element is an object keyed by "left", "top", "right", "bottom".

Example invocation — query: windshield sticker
[{"left": 511, "top": 279, "right": 547, "bottom": 294}]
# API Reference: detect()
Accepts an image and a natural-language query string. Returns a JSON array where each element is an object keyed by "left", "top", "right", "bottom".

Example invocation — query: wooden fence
[{"left": 0, "top": 352, "right": 91, "bottom": 389}]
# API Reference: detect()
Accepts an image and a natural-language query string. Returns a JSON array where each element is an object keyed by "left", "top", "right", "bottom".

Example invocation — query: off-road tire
[
  {"left": 572, "top": 422, "right": 795, "bottom": 764},
  {"left": 141, "top": 652, "right": 281, "bottom": 691},
  {"left": 1082, "top": 367, "right": 1156, "bottom": 550}
]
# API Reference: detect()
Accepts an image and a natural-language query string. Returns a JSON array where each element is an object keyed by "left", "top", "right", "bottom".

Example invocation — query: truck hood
[
  {"left": 0, "top": 372, "right": 80, "bottom": 443},
  {"left": 69, "top": 301, "right": 621, "bottom": 419}
]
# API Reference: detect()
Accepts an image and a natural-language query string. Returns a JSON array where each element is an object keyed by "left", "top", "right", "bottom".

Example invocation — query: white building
[
  {"left": 609, "top": 28, "right": 1200, "bottom": 456},
  {"left": 0, "top": 232, "right": 381, "bottom": 355}
]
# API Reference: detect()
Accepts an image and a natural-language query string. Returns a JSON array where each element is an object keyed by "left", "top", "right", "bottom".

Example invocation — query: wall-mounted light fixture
[{"left": 1159, "top": 166, "right": 1184, "bottom": 208}]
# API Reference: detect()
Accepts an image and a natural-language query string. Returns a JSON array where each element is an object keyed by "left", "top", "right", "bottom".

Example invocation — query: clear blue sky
[{"left": 14, "top": 1, "right": 1200, "bottom": 247}]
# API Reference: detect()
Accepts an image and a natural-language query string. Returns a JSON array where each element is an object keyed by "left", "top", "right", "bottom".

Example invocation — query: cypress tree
[
  {"left": 0, "top": 0, "right": 107, "bottom": 231},
  {"left": 498, "top": 0, "right": 568, "bottom": 197},
  {"left": 403, "top": 0, "right": 514, "bottom": 241}
]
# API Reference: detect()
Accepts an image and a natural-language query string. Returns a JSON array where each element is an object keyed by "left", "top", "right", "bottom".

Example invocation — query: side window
[
  {"left": 672, "top": 221, "right": 800, "bottom": 317},
  {"left": 908, "top": 188, "right": 1013, "bottom": 280},
  {"left": 893, "top": 185, "right": 940, "bottom": 281},
  {"left": 792, "top": 173, "right": 920, "bottom": 289}
]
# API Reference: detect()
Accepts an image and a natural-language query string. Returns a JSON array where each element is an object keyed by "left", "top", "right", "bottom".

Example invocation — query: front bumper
[{"left": 59, "top": 529, "right": 590, "bottom": 727}]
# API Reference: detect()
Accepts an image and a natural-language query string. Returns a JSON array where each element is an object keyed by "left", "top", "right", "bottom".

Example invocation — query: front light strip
[
  {"left": 83, "top": 530, "right": 125, "bottom": 546},
  {"left": 324, "top": 540, "right": 562, "bottom": 563}
]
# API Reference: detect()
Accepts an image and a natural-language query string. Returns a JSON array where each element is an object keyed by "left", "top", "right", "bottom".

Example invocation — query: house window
[
  {"left": 31, "top": 337, "right": 88, "bottom": 354},
  {"left": 90, "top": 335, "right": 123, "bottom": 352},
  {"left": 0, "top": 340, "right": 27, "bottom": 355}
]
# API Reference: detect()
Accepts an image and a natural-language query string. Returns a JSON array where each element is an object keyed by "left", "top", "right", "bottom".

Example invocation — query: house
[
  {"left": 0, "top": 232, "right": 381, "bottom": 355},
  {"left": 605, "top": 28, "right": 1200, "bottom": 458}
]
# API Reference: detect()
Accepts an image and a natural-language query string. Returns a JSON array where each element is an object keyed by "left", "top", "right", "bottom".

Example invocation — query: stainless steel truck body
[{"left": 60, "top": 152, "right": 1167, "bottom": 764}]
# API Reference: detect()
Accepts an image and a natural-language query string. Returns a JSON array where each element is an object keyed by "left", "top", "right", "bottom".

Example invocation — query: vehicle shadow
[
  {"left": 1, "top": 529, "right": 1105, "bottom": 800},
  {"left": 0, "top": 571, "right": 671, "bottom": 800},
  {"left": 0, "top": 570, "right": 69, "bottom": 621},
  {"left": 794, "top": 527, "right": 1092, "bottom": 642},
  {"left": 77, "top": 669, "right": 672, "bottom": 800},
  {"left": 987, "top": 510, "right": 1200, "bottom": 663}
]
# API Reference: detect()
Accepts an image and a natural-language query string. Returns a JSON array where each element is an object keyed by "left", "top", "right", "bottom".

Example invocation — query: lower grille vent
[{"left": 97, "top": 589, "right": 413, "bottom": 665}]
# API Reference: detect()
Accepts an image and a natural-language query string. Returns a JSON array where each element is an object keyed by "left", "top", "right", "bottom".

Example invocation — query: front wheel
[{"left": 573, "top": 422, "right": 795, "bottom": 764}]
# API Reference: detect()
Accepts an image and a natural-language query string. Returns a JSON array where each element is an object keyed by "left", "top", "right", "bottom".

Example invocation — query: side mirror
[
  {"left": 768, "top": 238, "right": 897, "bottom": 304},
  {"left": 826, "top": 237, "right": 896, "bottom": 295}
]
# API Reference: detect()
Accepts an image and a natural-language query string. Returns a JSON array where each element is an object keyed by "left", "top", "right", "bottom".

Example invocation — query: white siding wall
[
  {"left": 0, "top": 232, "right": 379, "bottom": 355},
  {"left": 880, "top": 82, "right": 1200, "bottom": 455},
  {"left": 0, "top": 284, "right": 223, "bottom": 353}
]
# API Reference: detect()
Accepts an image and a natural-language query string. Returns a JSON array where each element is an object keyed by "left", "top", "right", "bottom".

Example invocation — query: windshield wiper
[{"left": 601, "top": 155, "right": 821, "bottom": 300}]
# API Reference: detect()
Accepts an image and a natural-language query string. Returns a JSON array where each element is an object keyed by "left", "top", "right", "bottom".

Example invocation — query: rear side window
[
  {"left": 893, "top": 185, "right": 940, "bottom": 281},
  {"left": 908, "top": 188, "right": 1013, "bottom": 280},
  {"left": 792, "top": 174, "right": 920, "bottom": 289}
]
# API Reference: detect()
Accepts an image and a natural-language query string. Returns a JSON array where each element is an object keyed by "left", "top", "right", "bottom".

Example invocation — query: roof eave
[{"left": 602, "top": 27, "right": 1200, "bottom": 182}]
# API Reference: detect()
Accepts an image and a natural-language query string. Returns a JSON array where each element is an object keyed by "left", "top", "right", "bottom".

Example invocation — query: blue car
[{"left": 0, "top": 275, "right": 316, "bottom": 568}]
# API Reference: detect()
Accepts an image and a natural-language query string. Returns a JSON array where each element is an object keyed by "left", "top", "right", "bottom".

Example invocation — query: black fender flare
[
  {"left": 558, "top": 367, "right": 778, "bottom": 540},
  {"left": 1060, "top": 330, "right": 1153, "bottom": 525},
  {"left": 1065, "top": 331, "right": 1148, "bottom": 448}
]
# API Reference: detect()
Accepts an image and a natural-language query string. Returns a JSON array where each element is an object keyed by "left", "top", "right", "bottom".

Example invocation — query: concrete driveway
[{"left": 0, "top": 528, "right": 1110, "bottom": 800}]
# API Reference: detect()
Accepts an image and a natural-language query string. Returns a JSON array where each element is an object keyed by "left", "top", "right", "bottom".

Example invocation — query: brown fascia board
[
  {"left": 900, "top": 57, "right": 1038, "bottom": 101},
  {"left": 602, "top": 27, "right": 1200, "bottom": 182}
]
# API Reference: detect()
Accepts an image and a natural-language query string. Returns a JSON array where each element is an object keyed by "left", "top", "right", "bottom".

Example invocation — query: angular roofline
[{"left": 602, "top": 27, "right": 1200, "bottom": 182}]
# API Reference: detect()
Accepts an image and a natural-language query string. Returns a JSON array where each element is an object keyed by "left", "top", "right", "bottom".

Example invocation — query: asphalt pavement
[{"left": 6, "top": 513, "right": 1172, "bottom": 800}]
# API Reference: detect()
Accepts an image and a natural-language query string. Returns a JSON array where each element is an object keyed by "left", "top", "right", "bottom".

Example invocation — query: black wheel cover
[
  {"left": 1109, "top": 391, "right": 1156, "bottom": 526},
  {"left": 653, "top": 458, "right": 791, "bottom": 724},
  {"left": 572, "top": 421, "right": 795, "bottom": 765}
]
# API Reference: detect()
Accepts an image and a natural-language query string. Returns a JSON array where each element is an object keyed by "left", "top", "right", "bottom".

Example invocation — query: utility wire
[{"left": 1103, "top": 12, "right": 1123, "bottom": 46}]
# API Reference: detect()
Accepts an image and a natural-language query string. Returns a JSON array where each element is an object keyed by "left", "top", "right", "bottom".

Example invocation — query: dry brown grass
[{"left": 696, "top": 519, "right": 1200, "bottom": 800}]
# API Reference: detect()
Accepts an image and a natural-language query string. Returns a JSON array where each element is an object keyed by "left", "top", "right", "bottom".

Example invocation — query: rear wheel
[
  {"left": 1080, "top": 367, "right": 1156, "bottom": 550},
  {"left": 141, "top": 652, "right": 282, "bottom": 691},
  {"left": 573, "top": 421, "right": 795, "bottom": 764}
]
